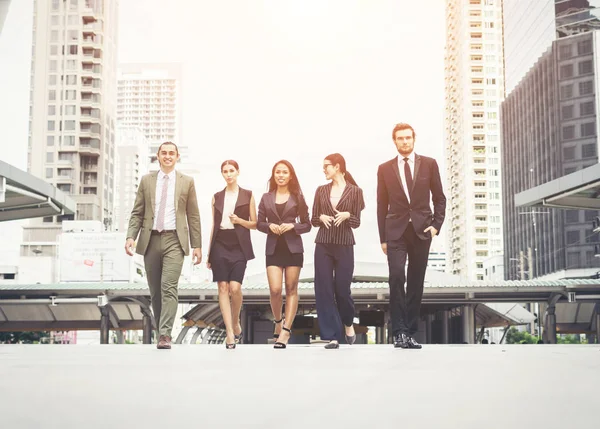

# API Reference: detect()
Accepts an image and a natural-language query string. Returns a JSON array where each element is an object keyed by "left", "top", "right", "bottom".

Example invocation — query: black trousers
[
  {"left": 314, "top": 243, "right": 355, "bottom": 341},
  {"left": 387, "top": 223, "right": 432, "bottom": 336}
]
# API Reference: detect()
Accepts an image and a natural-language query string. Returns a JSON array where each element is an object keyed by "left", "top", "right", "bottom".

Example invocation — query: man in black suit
[{"left": 377, "top": 123, "right": 446, "bottom": 349}]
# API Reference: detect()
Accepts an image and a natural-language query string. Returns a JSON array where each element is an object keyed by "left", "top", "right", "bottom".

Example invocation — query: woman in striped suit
[{"left": 311, "top": 153, "right": 365, "bottom": 349}]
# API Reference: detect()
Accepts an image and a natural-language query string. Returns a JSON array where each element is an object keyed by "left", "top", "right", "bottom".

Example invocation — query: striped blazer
[{"left": 311, "top": 183, "right": 365, "bottom": 246}]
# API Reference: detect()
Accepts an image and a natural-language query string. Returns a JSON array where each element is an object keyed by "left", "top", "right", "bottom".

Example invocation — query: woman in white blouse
[{"left": 207, "top": 160, "right": 257, "bottom": 349}]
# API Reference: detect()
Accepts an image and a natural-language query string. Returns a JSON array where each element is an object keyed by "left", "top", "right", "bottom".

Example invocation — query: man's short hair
[
  {"left": 157, "top": 141, "right": 179, "bottom": 154},
  {"left": 392, "top": 123, "right": 416, "bottom": 140}
]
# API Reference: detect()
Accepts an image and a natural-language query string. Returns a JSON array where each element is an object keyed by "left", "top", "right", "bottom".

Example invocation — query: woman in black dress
[
  {"left": 257, "top": 160, "right": 311, "bottom": 348},
  {"left": 207, "top": 160, "right": 256, "bottom": 349},
  {"left": 311, "top": 153, "right": 365, "bottom": 349}
]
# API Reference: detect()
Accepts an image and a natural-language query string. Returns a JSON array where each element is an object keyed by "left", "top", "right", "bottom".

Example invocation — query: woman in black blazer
[
  {"left": 311, "top": 153, "right": 365, "bottom": 349},
  {"left": 207, "top": 160, "right": 257, "bottom": 349},
  {"left": 257, "top": 160, "right": 311, "bottom": 348}
]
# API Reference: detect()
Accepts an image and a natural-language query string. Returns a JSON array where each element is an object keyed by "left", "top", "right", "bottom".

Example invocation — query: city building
[
  {"left": 116, "top": 63, "right": 188, "bottom": 166},
  {"left": 444, "top": 0, "right": 505, "bottom": 280},
  {"left": 21, "top": 0, "right": 119, "bottom": 281},
  {"left": 428, "top": 239, "right": 447, "bottom": 272},
  {"left": 483, "top": 254, "right": 504, "bottom": 281},
  {"left": 501, "top": 1, "right": 600, "bottom": 279},
  {"left": 0, "top": 0, "right": 11, "bottom": 35},
  {"left": 504, "top": 0, "right": 600, "bottom": 96},
  {"left": 114, "top": 127, "right": 149, "bottom": 233},
  {"left": 0, "top": 265, "right": 17, "bottom": 284}
]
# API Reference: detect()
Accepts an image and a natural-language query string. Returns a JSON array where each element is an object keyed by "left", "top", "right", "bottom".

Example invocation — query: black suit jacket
[
  {"left": 257, "top": 192, "right": 311, "bottom": 255},
  {"left": 377, "top": 154, "right": 446, "bottom": 243}
]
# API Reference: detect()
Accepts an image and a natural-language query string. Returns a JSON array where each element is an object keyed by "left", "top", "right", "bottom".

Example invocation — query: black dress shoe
[
  {"left": 394, "top": 333, "right": 409, "bottom": 349},
  {"left": 324, "top": 340, "right": 339, "bottom": 349},
  {"left": 406, "top": 336, "right": 422, "bottom": 349}
]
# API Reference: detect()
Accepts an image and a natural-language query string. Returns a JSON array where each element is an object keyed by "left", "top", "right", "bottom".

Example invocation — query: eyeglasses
[{"left": 323, "top": 164, "right": 333, "bottom": 170}]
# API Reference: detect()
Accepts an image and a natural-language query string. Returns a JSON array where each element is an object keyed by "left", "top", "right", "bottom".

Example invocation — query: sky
[{"left": 0, "top": 0, "right": 446, "bottom": 272}]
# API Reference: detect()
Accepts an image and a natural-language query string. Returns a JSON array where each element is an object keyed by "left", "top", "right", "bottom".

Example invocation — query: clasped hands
[
  {"left": 269, "top": 223, "right": 295, "bottom": 235},
  {"left": 319, "top": 210, "right": 350, "bottom": 229}
]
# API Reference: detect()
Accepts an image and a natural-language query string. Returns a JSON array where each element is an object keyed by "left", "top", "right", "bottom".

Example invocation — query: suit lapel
[
  {"left": 234, "top": 187, "right": 249, "bottom": 210},
  {"left": 149, "top": 171, "right": 158, "bottom": 212},
  {"left": 390, "top": 157, "right": 409, "bottom": 202},
  {"left": 174, "top": 172, "right": 183, "bottom": 212},
  {"left": 266, "top": 191, "right": 280, "bottom": 221},
  {"left": 281, "top": 194, "right": 298, "bottom": 218},
  {"left": 411, "top": 154, "right": 421, "bottom": 195},
  {"left": 214, "top": 188, "right": 225, "bottom": 213}
]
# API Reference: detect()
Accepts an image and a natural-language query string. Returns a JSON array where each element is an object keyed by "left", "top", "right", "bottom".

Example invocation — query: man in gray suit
[{"left": 125, "top": 142, "right": 202, "bottom": 349}]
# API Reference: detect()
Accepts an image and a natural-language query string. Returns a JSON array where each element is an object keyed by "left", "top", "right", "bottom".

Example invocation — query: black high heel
[
  {"left": 345, "top": 326, "right": 356, "bottom": 345},
  {"left": 274, "top": 327, "right": 291, "bottom": 349},
  {"left": 324, "top": 340, "right": 339, "bottom": 349},
  {"left": 273, "top": 318, "right": 283, "bottom": 339},
  {"left": 234, "top": 331, "right": 243, "bottom": 344},
  {"left": 225, "top": 342, "right": 236, "bottom": 349}
]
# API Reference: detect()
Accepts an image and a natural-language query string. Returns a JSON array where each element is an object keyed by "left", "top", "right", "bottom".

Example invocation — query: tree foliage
[
  {"left": 505, "top": 327, "right": 540, "bottom": 344},
  {"left": 0, "top": 331, "right": 50, "bottom": 344},
  {"left": 557, "top": 334, "right": 586, "bottom": 344}
]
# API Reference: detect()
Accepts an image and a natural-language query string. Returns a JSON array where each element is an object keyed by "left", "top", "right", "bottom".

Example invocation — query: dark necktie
[{"left": 403, "top": 157, "right": 413, "bottom": 193}]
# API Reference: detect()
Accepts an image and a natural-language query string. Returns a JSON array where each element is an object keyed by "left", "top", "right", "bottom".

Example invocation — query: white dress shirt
[
  {"left": 397, "top": 151, "right": 415, "bottom": 204},
  {"left": 153, "top": 169, "right": 177, "bottom": 230},
  {"left": 219, "top": 188, "right": 239, "bottom": 230}
]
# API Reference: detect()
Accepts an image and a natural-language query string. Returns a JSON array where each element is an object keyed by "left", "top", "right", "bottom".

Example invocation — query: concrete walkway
[{"left": 0, "top": 344, "right": 598, "bottom": 429}]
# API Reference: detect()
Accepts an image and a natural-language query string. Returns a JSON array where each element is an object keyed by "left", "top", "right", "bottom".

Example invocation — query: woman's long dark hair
[
  {"left": 267, "top": 160, "right": 307, "bottom": 211},
  {"left": 325, "top": 153, "right": 358, "bottom": 187}
]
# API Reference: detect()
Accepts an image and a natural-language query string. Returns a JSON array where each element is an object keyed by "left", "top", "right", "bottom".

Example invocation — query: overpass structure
[
  {"left": 1, "top": 274, "right": 599, "bottom": 345},
  {"left": 0, "top": 160, "right": 76, "bottom": 221}
]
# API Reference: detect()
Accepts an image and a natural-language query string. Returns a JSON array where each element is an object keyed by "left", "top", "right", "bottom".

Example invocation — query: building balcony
[
  {"left": 72, "top": 193, "right": 101, "bottom": 208},
  {"left": 81, "top": 163, "right": 99, "bottom": 172},
  {"left": 55, "top": 175, "right": 74, "bottom": 184},
  {"left": 81, "top": 84, "right": 101, "bottom": 93},
  {"left": 58, "top": 145, "right": 78, "bottom": 153},
  {"left": 82, "top": 37, "right": 102, "bottom": 49},
  {"left": 79, "top": 145, "right": 101, "bottom": 156},
  {"left": 80, "top": 113, "right": 101, "bottom": 124},
  {"left": 82, "top": 21, "right": 103, "bottom": 33},
  {"left": 57, "top": 159, "right": 75, "bottom": 167},
  {"left": 81, "top": 51, "right": 102, "bottom": 64},
  {"left": 80, "top": 98, "right": 101, "bottom": 108}
]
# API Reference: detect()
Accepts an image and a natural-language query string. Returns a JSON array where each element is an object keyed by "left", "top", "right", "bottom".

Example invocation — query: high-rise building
[
  {"left": 501, "top": 1, "right": 600, "bottom": 280},
  {"left": 0, "top": 0, "right": 11, "bottom": 35},
  {"left": 21, "top": 0, "right": 119, "bottom": 270},
  {"left": 117, "top": 63, "right": 187, "bottom": 165},
  {"left": 444, "top": 0, "right": 505, "bottom": 280},
  {"left": 504, "top": 0, "right": 600, "bottom": 96},
  {"left": 114, "top": 127, "right": 149, "bottom": 233}
]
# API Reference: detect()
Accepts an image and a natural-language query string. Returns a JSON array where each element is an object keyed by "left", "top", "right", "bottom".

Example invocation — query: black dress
[
  {"left": 211, "top": 229, "right": 247, "bottom": 283},
  {"left": 265, "top": 203, "right": 304, "bottom": 268}
]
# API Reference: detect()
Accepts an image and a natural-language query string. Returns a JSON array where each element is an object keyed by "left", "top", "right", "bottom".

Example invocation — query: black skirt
[
  {"left": 211, "top": 229, "right": 247, "bottom": 283},
  {"left": 266, "top": 236, "right": 303, "bottom": 268}
]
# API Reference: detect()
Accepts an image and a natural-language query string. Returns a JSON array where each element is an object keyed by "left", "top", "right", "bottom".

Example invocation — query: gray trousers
[{"left": 144, "top": 232, "right": 184, "bottom": 337}]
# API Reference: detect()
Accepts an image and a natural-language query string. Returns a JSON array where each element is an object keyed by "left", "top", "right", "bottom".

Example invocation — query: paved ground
[{"left": 0, "top": 344, "right": 598, "bottom": 429}]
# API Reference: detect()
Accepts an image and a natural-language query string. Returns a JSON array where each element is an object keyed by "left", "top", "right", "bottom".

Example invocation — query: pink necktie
[{"left": 155, "top": 175, "right": 169, "bottom": 232}]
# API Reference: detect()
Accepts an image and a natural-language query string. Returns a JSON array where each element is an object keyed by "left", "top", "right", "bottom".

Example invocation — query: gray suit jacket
[
  {"left": 126, "top": 171, "right": 202, "bottom": 256},
  {"left": 257, "top": 192, "right": 311, "bottom": 255}
]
